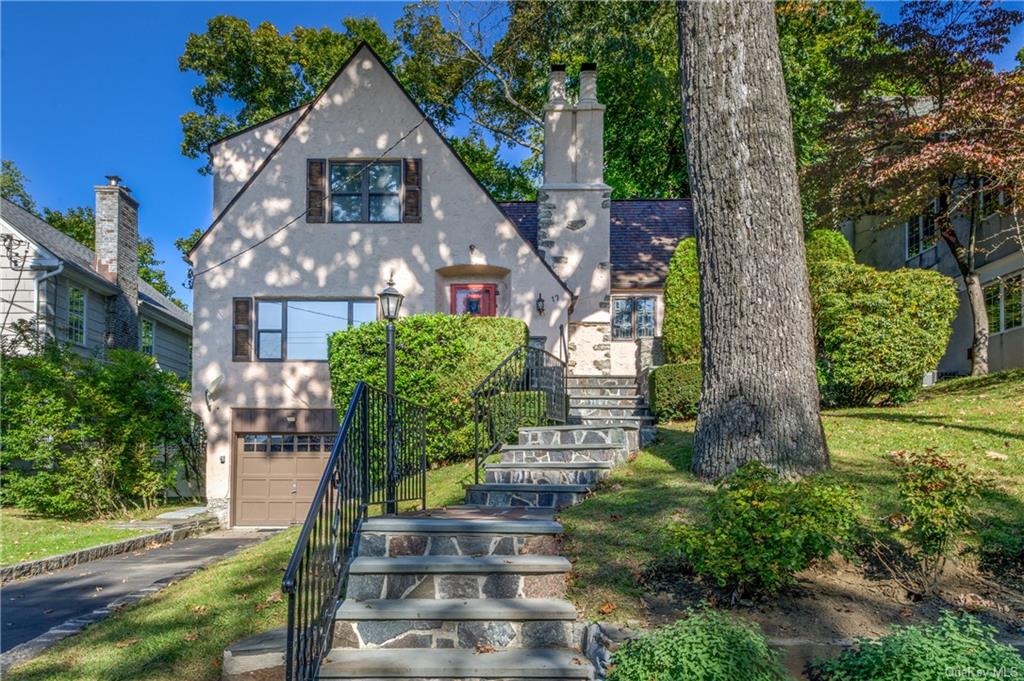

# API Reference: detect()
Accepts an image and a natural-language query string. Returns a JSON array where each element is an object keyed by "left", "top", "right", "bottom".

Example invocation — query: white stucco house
[{"left": 188, "top": 44, "right": 691, "bottom": 526}]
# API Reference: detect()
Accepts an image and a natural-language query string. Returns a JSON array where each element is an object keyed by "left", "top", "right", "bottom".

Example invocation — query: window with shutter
[
  {"left": 403, "top": 158, "right": 422, "bottom": 223},
  {"left": 233, "top": 297, "right": 253, "bottom": 361},
  {"left": 307, "top": 159, "right": 326, "bottom": 223}
]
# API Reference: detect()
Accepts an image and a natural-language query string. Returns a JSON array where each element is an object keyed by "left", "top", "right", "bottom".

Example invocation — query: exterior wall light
[{"left": 535, "top": 293, "right": 546, "bottom": 315}]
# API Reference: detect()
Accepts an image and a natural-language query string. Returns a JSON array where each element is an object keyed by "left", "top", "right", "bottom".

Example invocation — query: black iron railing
[
  {"left": 472, "top": 344, "right": 568, "bottom": 483},
  {"left": 281, "top": 381, "right": 428, "bottom": 681}
]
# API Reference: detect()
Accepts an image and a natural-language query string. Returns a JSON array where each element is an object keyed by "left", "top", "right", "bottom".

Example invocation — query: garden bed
[{"left": 560, "top": 370, "right": 1024, "bottom": 675}]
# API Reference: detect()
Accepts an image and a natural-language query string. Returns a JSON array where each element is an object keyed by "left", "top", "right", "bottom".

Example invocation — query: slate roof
[
  {"left": 1, "top": 198, "right": 192, "bottom": 328},
  {"left": 500, "top": 199, "right": 694, "bottom": 289}
]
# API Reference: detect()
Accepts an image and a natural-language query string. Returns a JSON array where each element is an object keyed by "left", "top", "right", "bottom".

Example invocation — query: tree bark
[
  {"left": 677, "top": 0, "right": 829, "bottom": 479},
  {"left": 936, "top": 201, "right": 989, "bottom": 375}
]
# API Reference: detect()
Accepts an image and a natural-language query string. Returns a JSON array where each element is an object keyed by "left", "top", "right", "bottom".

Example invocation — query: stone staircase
[{"left": 317, "top": 374, "right": 647, "bottom": 680}]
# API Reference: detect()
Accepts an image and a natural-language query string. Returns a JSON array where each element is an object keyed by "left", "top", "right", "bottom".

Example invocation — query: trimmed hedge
[
  {"left": 810, "top": 612, "right": 1024, "bottom": 680},
  {"left": 649, "top": 361, "right": 701, "bottom": 421},
  {"left": 810, "top": 260, "right": 957, "bottom": 406},
  {"left": 662, "top": 237, "right": 700, "bottom": 363},
  {"left": 805, "top": 228, "right": 854, "bottom": 266},
  {"left": 608, "top": 608, "right": 788, "bottom": 681},
  {"left": 327, "top": 314, "right": 527, "bottom": 466}
]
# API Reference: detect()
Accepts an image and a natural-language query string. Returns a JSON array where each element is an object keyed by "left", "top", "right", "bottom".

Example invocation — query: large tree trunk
[
  {"left": 936, "top": 202, "right": 989, "bottom": 375},
  {"left": 677, "top": 0, "right": 829, "bottom": 480}
]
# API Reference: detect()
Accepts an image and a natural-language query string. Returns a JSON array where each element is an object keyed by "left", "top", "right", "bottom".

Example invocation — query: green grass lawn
[
  {"left": 561, "top": 370, "right": 1024, "bottom": 622},
  {"left": 1, "top": 503, "right": 203, "bottom": 567},
  {"left": 6, "top": 460, "right": 477, "bottom": 681}
]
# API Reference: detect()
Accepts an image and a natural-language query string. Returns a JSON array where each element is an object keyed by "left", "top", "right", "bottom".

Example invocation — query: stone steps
[
  {"left": 485, "top": 461, "right": 613, "bottom": 485},
  {"left": 500, "top": 444, "right": 627, "bottom": 465},
  {"left": 566, "top": 375, "right": 637, "bottom": 389},
  {"left": 566, "top": 385, "right": 639, "bottom": 398},
  {"left": 318, "top": 648, "right": 593, "bottom": 679},
  {"left": 464, "top": 483, "right": 590, "bottom": 509},
  {"left": 357, "top": 514, "right": 562, "bottom": 558},
  {"left": 517, "top": 424, "right": 639, "bottom": 452},
  {"left": 332, "top": 598, "right": 579, "bottom": 651},
  {"left": 570, "top": 405, "right": 650, "bottom": 418},
  {"left": 569, "top": 395, "right": 646, "bottom": 408}
]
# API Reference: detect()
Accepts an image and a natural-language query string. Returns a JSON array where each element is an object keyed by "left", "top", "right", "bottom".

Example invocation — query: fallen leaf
[
  {"left": 183, "top": 632, "right": 199, "bottom": 642},
  {"left": 115, "top": 637, "right": 140, "bottom": 648},
  {"left": 985, "top": 451, "right": 1008, "bottom": 461},
  {"left": 255, "top": 602, "right": 267, "bottom": 612},
  {"left": 475, "top": 644, "right": 496, "bottom": 654},
  {"left": 266, "top": 592, "right": 282, "bottom": 603},
  {"left": 598, "top": 602, "right": 617, "bottom": 615}
]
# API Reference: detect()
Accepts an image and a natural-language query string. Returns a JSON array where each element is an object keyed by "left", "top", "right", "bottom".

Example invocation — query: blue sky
[{"left": 2, "top": 1, "right": 1022, "bottom": 310}]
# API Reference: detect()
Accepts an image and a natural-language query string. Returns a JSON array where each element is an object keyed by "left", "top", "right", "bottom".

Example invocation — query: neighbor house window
[
  {"left": 978, "top": 178, "right": 1011, "bottom": 218},
  {"left": 905, "top": 203, "right": 938, "bottom": 259},
  {"left": 329, "top": 161, "right": 402, "bottom": 223},
  {"left": 141, "top": 319, "right": 155, "bottom": 355},
  {"left": 985, "top": 272, "right": 1023, "bottom": 335},
  {"left": 612, "top": 296, "right": 656, "bottom": 340},
  {"left": 255, "top": 299, "right": 377, "bottom": 361},
  {"left": 67, "top": 286, "right": 85, "bottom": 345}
]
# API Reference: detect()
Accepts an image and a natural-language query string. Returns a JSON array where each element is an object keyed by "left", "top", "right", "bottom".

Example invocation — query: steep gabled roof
[
  {"left": 500, "top": 199, "right": 695, "bottom": 289},
  {"left": 1, "top": 198, "right": 192, "bottom": 328}
]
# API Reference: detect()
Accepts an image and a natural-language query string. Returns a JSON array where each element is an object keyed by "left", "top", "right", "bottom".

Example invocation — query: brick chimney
[
  {"left": 538, "top": 63, "right": 612, "bottom": 375},
  {"left": 94, "top": 175, "right": 140, "bottom": 350}
]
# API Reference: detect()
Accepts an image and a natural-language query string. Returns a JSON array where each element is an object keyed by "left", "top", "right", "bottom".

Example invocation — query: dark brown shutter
[
  {"left": 232, "top": 297, "right": 252, "bottom": 362},
  {"left": 307, "top": 159, "right": 326, "bottom": 223},
  {"left": 402, "top": 158, "right": 422, "bottom": 223}
]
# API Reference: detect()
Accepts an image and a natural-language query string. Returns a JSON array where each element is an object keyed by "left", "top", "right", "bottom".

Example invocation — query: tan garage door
[{"left": 234, "top": 433, "right": 335, "bottom": 526}]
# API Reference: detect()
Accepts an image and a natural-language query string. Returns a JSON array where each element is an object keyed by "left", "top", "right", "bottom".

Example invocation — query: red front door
[{"left": 450, "top": 284, "right": 497, "bottom": 316}]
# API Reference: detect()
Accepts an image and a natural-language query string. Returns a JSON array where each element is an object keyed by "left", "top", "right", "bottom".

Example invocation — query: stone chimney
[
  {"left": 538, "top": 63, "right": 612, "bottom": 375},
  {"left": 94, "top": 175, "right": 140, "bottom": 350}
]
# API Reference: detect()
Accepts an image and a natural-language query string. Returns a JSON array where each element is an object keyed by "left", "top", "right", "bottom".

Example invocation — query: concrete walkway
[{"left": 1, "top": 528, "right": 274, "bottom": 657}]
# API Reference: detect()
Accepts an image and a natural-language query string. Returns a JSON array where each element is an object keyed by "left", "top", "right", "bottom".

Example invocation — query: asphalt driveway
[{"left": 1, "top": 529, "right": 274, "bottom": 654}]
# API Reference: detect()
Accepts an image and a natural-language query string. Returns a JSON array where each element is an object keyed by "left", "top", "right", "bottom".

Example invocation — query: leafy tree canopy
[
  {"left": 178, "top": 2, "right": 883, "bottom": 200},
  {"left": 1, "top": 159, "right": 36, "bottom": 213},
  {"left": 447, "top": 134, "right": 535, "bottom": 201}
]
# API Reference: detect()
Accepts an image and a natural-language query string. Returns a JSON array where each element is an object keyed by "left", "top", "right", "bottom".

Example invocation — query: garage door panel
[{"left": 234, "top": 433, "right": 332, "bottom": 526}]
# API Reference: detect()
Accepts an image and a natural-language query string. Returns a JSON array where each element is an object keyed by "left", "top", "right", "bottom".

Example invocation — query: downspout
[{"left": 35, "top": 261, "right": 63, "bottom": 337}]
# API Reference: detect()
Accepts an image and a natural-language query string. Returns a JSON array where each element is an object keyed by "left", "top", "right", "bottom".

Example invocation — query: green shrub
[
  {"left": 649, "top": 361, "right": 701, "bottom": 421},
  {"left": 805, "top": 228, "right": 854, "bottom": 266},
  {"left": 666, "top": 462, "right": 860, "bottom": 596},
  {"left": 607, "top": 608, "right": 788, "bottom": 681},
  {"left": 0, "top": 345, "right": 193, "bottom": 519},
  {"left": 893, "top": 451, "right": 982, "bottom": 558},
  {"left": 327, "top": 314, "right": 527, "bottom": 466},
  {"left": 810, "top": 260, "right": 957, "bottom": 406},
  {"left": 810, "top": 612, "right": 1024, "bottom": 680},
  {"left": 662, "top": 237, "right": 700, "bottom": 363}
]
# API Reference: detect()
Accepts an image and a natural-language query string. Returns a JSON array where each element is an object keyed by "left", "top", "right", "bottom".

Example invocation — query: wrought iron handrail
[
  {"left": 281, "top": 381, "right": 428, "bottom": 681},
  {"left": 559, "top": 323, "right": 568, "bottom": 364},
  {"left": 472, "top": 344, "right": 568, "bottom": 484}
]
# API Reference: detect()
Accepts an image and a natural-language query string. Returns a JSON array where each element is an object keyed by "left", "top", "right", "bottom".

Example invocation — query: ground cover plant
[
  {"left": 607, "top": 608, "right": 789, "bottom": 681},
  {"left": 5, "top": 459, "right": 474, "bottom": 681}
]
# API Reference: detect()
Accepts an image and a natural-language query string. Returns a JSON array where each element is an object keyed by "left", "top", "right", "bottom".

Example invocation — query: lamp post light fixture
[
  {"left": 378, "top": 276, "right": 404, "bottom": 514},
  {"left": 535, "top": 292, "right": 545, "bottom": 315}
]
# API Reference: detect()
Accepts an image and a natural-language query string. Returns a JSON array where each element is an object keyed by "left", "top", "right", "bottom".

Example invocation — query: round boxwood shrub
[
  {"left": 327, "top": 314, "right": 527, "bottom": 466},
  {"left": 666, "top": 462, "right": 861, "bottom": 596},
  {"left": 810, "top": 261, "right": 958, "bottom": 406},
  {"left": 810, "top": 612, "right": 1024, "bottom": 680},
  {"left": 806, "top": 228, "right": 854, "bottom": 266},
  {"left": 662, "top": 237, "right": 700, "bottom": 363},
  {"left": 608, "top": 608, "right": 788, "bottom": 681},
  {"left": 649, "top": 361, "right": 701, "bottom": 421}
]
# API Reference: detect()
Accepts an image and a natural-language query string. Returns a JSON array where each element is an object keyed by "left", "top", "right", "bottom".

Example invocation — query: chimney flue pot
[
  {"left": 579, "top": 63, "right": 598, "bottom": 104},
  {"left": 548, "top": 64, "right": 567, "bottom": 104}
]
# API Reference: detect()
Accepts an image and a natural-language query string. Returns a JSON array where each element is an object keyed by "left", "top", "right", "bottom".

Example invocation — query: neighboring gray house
[
  {"left": 0, "top": 179, "right": 192, "bottom": 379},
  {"left": 842, "top": 197, "right": 1023, "bottom": 376}
]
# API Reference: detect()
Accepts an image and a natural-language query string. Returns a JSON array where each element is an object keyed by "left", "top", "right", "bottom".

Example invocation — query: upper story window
[
  {"left": 984, "top": 272, "right": 1023, "bottom": 335},
  {"left": 612, "top": 296, "right": 656, "bottom": 340},
  {"left": 329, "top": 161, "right": 402, "bottom": 223},
  {"left": 255, "top": 298, "right": 377, "bottom": 361},
  {"left": 905, "top": 201, "right": 938, "bottom": 260},
  {"left": 979, "top": 179, "right": 1013, "bottom": 219},
  {"left": 67, "top": 286, "right": 85, "bottom": 346},
  {"left": 141, "top": 319, "right": 155, "bottom": 355},
  {"left": 307, "top": 158, "right": 421, "bottom": 224}
]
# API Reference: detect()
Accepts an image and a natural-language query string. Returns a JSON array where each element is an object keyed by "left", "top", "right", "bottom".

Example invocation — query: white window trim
[
  {"left": 986, "top": 270, "right": 1023, "bottom": 337},
  {"left": 67, "top": 285, "right": 86, "bottom": 347},
  {"left": 905, "top": 199, "right": 939, "bottom": 262}
]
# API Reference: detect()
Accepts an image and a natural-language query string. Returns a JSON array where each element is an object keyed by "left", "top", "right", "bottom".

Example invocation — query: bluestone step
[
  {"left": 485, "top": 461, "right": 613, "bottom": 485},
  {"left": 464, "top": 483, "right": 591, "bottom": 509},
  {"left": 318, "top": 647, "right": 594, "bottom": 679},
  {"left": 336, "top": 598, "right": 577, "bottom": 621},
  {"left": 349, "top": 555, "right": 571, "bottom": 574},
  {"left": 360, "top": 516, "right": 562, "bottom": 535}
]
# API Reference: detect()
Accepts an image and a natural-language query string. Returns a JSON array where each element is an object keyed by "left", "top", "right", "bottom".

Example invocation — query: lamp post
[{"left": 378, "top": 276, "right": 404, "bottom": 514}]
